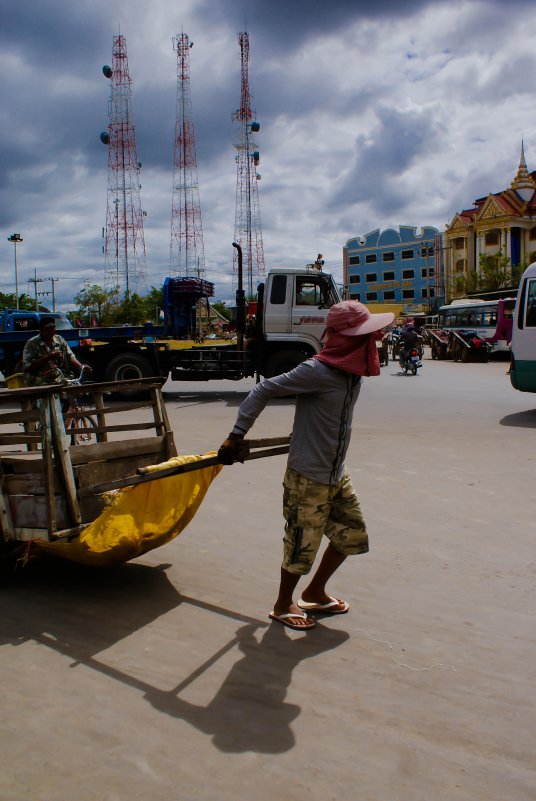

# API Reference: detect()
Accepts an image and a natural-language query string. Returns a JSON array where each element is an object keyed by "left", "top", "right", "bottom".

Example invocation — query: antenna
[
  {"left": 170, "top": 33, "right": 205, "bottom": 277},
  {"left": 100, "top": 34, "right": 148, "bottom": 296},
  {"left": 232, "top": 31, "right": 265, "bottom": 297}
]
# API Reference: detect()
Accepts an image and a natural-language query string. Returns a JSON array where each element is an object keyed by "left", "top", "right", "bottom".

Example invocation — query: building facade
[
  {"left": 343, "top": 225, "right": 443, "bottom": 313},
  {"left": 445, "top": 144, "right": 536, "bottom": 299}
]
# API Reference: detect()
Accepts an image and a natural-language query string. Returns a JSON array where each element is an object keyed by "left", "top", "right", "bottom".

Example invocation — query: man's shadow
[
  {"left": 1, "top": 557, "right": 349, "bottom": 754},
  {"left": 145, "top": 621, "right": 349, "bottom": 753}
]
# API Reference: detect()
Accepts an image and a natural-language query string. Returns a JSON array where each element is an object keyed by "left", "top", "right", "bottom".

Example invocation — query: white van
[{"left": 510, "top": 263, "right": 536, "bottom": 392}]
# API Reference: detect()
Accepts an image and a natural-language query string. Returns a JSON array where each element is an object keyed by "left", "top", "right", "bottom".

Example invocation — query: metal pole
[
  {"left": 7, "top": 234, "right": 23, "bottom": 310},
  {"left": 14, "top": 243, "right": 19, "bottom": 310}
]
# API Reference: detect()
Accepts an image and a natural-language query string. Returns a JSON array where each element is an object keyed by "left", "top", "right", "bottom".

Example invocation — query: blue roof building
[{"left": 343, "top": 226, "right": 442, "bottom": 312}]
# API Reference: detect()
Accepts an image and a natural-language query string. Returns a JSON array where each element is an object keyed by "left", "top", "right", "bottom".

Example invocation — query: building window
[
  {"left": 365, "top": 254, "right": 377, "bottom": 263},
  {"left": 349, "top": 256, "right": 360, "bottom": 265},
  {"left": 402, "top": 269, "right": 414, "bottom": 279},
  {"left": 530, "top": 227, "right": 536, "bottom": 242},
  {"left": 485, "top": 229, "right": 500, "bottom": 246},
  {"left": 383, "top": 271, "right": 395, "bottom": 281},
  {"left": 401, "top": 249, "right": 414, "bottom": 259},
  {"left": 421, "top": 246, "right": 434, "bottom": 258},
  {"left": 402, "top": 290, "right": 415, "bottom": 299},
  {"left": 366, "top": 292, "right": 378, "bottom": 302},
  {"left": 454, "top": 237, "right": 465, "bottom": 250},
  {"left": 349, "top": 275, "right": 360, "bottom": 284},
  {"left": 365, "top": 273, "right": 377, "bottom": 283},
  {"left": 383, "top": 290, "right": 395, "bottom": 301},
  {"left": 421, "top": 267, "right": 435, "bottom": 278},
  {"left": 382, "top": 252, "right": 395, "bottom": 261},
  {"left": 455, "top": 259, "right": 466, "bottom": 273},
  {"left": 349, "top": 292, "right": 361, "bottom": 301}
]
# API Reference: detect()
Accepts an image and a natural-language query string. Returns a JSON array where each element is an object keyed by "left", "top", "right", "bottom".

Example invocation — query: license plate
[{"left": 411, "top": 356, "right": 419, "bottom": 362}]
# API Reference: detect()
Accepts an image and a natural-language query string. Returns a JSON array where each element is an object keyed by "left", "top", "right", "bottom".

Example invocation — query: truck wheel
[
  {"left": 104, "top": 354, "right": 154, "bottom": 398},
  {"left": 265, "top": 350, "right": 306, "bottom": 378},
  {"left": 104, "top": 353, "right": 153, "bottom": 383}
]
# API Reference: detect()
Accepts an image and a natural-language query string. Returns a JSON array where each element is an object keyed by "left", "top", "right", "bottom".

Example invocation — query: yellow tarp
[{"left": 36, "top": 453, "right": 222, "bottom": 567}]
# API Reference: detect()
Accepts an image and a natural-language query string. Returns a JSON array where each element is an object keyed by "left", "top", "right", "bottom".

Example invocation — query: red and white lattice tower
[
  {"left": 101, "top": 34, "right": 147, "bottom": 296},
  {"left": 233, "top": 31, "right": 265, "bottom": 297},
  {"left": 170, "top": 34, "right": 205, "bottom": 277}
]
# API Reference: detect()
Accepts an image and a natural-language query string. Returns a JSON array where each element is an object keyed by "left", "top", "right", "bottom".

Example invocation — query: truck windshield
[{"left": 54, "top": 315, "right": 74, "bottom": 330}]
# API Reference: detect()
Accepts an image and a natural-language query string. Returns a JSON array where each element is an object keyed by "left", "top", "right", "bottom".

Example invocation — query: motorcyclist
[{"left": 398, "top": 323, "right": 421, "bottom": 362}]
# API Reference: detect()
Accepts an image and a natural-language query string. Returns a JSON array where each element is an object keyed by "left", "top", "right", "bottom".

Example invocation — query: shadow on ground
[
  {"left": 0, "top": 557, "right": 348, "bottom": 753},
  {"left": 499, "top": 409, "right": 536, "bottom": 428}
]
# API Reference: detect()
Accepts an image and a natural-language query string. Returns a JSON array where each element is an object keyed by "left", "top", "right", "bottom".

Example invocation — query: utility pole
[
  {"left": 7, "top": 233, "right": 23, "bottom": 310},
  {"left": 43, "top": 277, "right": 60, "bottom": 312},
  {"left": 28, "top": 270, "right": 45, "bottom": 311}
]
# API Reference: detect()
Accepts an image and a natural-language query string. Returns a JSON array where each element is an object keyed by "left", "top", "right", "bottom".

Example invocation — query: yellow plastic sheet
[{"left": 37, "top": 453, "right": 222, "bottom": 567}]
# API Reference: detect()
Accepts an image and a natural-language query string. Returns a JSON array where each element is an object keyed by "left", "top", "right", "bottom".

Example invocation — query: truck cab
[
  {"left": 0, "top": 309, "right": 74, "bottom": 335},
  {"left": 255, "top": 267, "right": 341, "bottom": 376}
]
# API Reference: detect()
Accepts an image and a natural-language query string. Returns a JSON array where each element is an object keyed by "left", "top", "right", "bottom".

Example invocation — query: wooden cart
[{"left": 0, "top": 378, "right": 177, "bottom": 555}]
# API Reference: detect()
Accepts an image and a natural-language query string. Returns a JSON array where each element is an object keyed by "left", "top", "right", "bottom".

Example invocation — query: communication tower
[
  {"left": 170, "top": 33, "right": 205, "bottom": 277},
  {"left": 233, "top": 31, "right": 265, "bottom": 297},
  {"left": 100, "top": 34, "right": 147, "bottom": 295}
]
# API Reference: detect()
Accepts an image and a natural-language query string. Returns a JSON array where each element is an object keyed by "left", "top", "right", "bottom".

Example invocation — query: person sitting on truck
[
  {"left": 218, "top": 299, "right": 394, "bottom": 631},
  {"left": 22, "top": 316, "right": 89, "bottom": 387}
]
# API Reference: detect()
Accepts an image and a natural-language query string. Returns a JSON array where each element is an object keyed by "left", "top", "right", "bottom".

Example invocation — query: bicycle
[{"left": 62, "top": 367, "right": 97, "bottom": 446}]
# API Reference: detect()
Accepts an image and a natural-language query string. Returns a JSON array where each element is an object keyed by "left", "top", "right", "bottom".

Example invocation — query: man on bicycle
[{"left": 22, "top": 316, "right": 90, "bottom": 387}]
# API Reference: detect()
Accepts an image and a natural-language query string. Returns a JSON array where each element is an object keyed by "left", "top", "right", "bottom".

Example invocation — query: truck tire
[
  {"left": 104, "top": 354, "right": 154, "bottom": 397},
  {"left": 104, "top": 353, "right": 153, "bottom": 382},
  {"left": 265, "top": 350, "right": 306, "bottom": 378}
]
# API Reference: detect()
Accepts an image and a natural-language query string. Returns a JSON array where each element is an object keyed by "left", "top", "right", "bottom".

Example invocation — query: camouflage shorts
[{"left": 282, "top": 467, "right": 369, "bottom": 575}]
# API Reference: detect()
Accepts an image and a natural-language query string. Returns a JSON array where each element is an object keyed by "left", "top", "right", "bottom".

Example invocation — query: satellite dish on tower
[
  {"left": 102, "top": 65, "right": 112, "bottom": 78},
  {"left": 100, "top": 132, "right": 110, "bottom": 145}
]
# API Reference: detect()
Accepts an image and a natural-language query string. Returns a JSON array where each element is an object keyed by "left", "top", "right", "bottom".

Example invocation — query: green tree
[
  {"left": 211, "top": 301, "right": 231, "bottom": 321},
  {"left": 0, "top": 292, "right": 43, "bottom": 311},
  {"left": 74, "top": 284, "right": 119, "bottom": 325},
  {"left": 477, "top": 251, "right": 512, "bottom": 291}
]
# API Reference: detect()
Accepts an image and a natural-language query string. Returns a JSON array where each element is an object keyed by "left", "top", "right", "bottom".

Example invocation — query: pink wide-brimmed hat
[{"left": 326, "top": 300, "right": 394, "bottom": 336}]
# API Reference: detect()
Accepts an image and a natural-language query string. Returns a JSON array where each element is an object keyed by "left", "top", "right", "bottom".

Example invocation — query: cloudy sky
[{"left": 1, "top": 0, "right": 535, "bottom": 309}]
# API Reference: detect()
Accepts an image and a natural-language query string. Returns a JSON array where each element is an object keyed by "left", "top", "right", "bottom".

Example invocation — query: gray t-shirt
[{"left": 232, "top": 358, "right": 361, "bottom": 485}]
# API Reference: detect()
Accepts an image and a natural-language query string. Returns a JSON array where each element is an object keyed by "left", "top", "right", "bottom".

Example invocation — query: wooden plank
[
  {"left": 0, "top": 433, "right": 42, "bottom": 446},
  {"left": 83, "top": 444, "right": 290, "bottom": 496},
  {"left": 75, "top": 422, "right": 158, "bottom": 435},
  {"left": 93, "top": 390, "right": 108, "bottom": 442},
  {"left": 0, "top": 408, "right": 40, "bottom": 425},
  {"left": 9, "top": 494, "right": 68, "bottom": 530},
  {"left": 4, "top": 473, "right": 61, "bottom": 494},
  {"left": 21, "top": 399, "right": 39, "bottom": 452},
  {"left": 0, "top": 461, "right": 15, "bottom": 542},
  {"left": 68, "top": 435, "right": 166, "bottom": 465},
  {"left": 0, "top": 454, "right": 45, "bottom": 474},
  {"left": 39, "top": 398, "right": 57, "bottom": 535},
  {"left": 151, "top": 386, "right": 177, "bottom": 459},
  {"left": 50, "top": 395, "right": 82, "bottom": 527},
  {"left": 74, "top": 450, "right": 167, "bottom": 488}
]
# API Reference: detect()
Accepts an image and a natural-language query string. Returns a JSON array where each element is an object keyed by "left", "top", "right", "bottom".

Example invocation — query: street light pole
[{"left": 7, "top": 234, "right": 23, "bottom": 310}]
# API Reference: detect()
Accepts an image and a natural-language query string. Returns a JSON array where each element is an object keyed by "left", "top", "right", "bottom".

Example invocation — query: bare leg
[
  {"left": 271, "top": 567, "right": 315, "bottom": 628},
  {"left": 299, "top": 543, "right": 347, "bottom": 607}
]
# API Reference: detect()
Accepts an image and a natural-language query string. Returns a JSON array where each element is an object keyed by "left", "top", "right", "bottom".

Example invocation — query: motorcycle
[{"left": 399, "top": 346, "right": 422, "bottom": 375}]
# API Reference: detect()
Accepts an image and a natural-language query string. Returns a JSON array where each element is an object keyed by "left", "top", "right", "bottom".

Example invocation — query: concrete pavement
[{"left": 1, "top": 355, "right": 535, "bottom": 800}]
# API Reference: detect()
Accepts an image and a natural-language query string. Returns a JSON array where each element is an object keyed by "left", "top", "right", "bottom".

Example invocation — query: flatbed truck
[{"left": 1, "top": 258, "right": 341, "bottom": 385}]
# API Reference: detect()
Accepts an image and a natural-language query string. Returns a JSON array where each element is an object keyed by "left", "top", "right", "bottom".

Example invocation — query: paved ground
[{"left": 1, "top": 353, "right": 535, "bottom": 800}]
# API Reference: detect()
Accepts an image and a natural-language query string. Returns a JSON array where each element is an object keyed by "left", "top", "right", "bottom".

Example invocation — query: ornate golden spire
[{"left": 511, "top": 139, "right": 536, "bottom": 201}]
